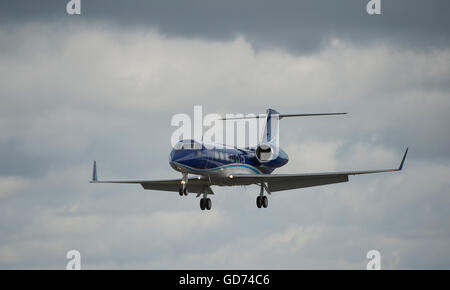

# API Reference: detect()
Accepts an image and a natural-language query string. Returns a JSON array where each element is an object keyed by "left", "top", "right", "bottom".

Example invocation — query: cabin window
[
  {"left": 174, "top": 140, "right": 202, "bottom": 150},
  {"left": 189, "top": 141, "right": 202, "bottom": 150}
]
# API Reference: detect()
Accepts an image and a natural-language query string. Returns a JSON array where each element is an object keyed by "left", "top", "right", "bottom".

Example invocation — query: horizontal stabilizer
[{"left": 219, "top": 112, "right": 347, "bottom": 120}]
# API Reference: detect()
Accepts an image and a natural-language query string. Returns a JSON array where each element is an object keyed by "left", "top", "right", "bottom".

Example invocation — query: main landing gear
[
  {"left": 200, "top": 190, "right": 212, "bottom": 211},
  {"left": 256, "top": 183, "right": 269, "bottom": 209},
  {"left": 200, "top": 197, "right": 212, "bottom": 211},
  {"left": 256, "top": 195, "right": 268, "bottom": 208}
]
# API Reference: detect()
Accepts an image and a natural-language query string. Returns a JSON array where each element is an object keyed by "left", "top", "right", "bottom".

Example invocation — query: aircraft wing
[
  {"left": 90, "top": 161, "right": 213, "bottom": 194},
  {"left": 229, "top": 148, "right": 408, "bottom": 192},
  {"left": 92, "top": 178, "right": 213, "bottom": 193}
]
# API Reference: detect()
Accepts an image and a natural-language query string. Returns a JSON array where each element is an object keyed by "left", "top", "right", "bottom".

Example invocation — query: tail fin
[
  {"left": 91, "top": 161, "right": 98, "bottom": 182},
  {"left": 262, "top": 108, "right": 280, "bottom": 144}
]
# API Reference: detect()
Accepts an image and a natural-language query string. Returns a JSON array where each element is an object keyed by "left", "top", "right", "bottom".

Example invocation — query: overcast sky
[{"left": 0, "top": 0, "right": 449, "bottom": 269}]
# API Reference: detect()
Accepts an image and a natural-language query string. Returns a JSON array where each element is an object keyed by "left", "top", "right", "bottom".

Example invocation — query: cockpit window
[
  {"left": 174, "top": 140, "right": 202, "bottom": 150},
  {"left": 174, "top": 142, "right": 184, "bottom": 150}
]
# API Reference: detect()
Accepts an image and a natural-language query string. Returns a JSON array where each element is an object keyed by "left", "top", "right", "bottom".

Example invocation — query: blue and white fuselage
[{"left": 169, "top": 140, "right": 289, "bottom": 186}]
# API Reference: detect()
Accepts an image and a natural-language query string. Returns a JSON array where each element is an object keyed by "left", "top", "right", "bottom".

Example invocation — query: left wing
[
  {"left": 89, "top": 161, "right": 213, "bottom": 194},
  {"left": 229, "top": 148, "right": 408, "bottom": 192}
]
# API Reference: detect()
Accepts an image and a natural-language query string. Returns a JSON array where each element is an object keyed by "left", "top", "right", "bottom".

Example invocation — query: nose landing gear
[
  {"left": 178, "top": 187, "right": 188, "bottom": 196},
  {"left": 178, "top": 173, "right": 189, "bottom": 196},
  {"left": 180, "top": 179, "right": 213, "bottom": 211}
]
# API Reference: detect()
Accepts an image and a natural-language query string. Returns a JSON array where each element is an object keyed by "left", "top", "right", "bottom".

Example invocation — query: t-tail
[
  {"left": 260, "top": 108, "right": 347, "bottom": 145},
  {"left": 219, "top": 108, "right": 347, "bottom": 153}
]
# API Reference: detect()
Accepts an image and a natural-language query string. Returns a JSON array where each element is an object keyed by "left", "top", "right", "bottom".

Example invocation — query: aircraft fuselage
[{"left": 169, "top": 139, "right": 289, "bottom": 185}]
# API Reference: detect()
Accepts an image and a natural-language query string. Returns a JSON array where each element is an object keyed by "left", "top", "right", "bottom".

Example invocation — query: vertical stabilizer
[{"left": 262, "top": 108, "right": 280, "bottom": 144}]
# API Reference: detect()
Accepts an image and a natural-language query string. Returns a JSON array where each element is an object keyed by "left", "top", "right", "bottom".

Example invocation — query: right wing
[{"left": 229, "top": 148, "right": 408, "bottom": 192}]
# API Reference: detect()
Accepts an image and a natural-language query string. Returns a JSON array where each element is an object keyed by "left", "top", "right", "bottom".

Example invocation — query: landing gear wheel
[
  {"left": 178, "top": 188, "right": 183, "bottom": 196},
  {"left": 183, "top": 187, "right": 188, "bottom": 196},
  {"left": 256, "top": 196, "right": 262, "bottom": 208},
  {"left": 205, "top": 198, "right": 212, "bottom": 210},
  {"left": 200, "top": 198, "right": 212, "bottom": 211},
  {"left": 200, "top": 198, "right": 206, "bottom": 210},
  {"left": 262, "top": 196, "right": 268, "bottom": 208}
]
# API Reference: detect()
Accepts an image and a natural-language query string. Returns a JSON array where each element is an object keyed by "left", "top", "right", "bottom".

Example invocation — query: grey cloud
[
  {"left": 1, "top": 23, "right": 449, "bottom": 166},
  {"left": 1, "top": 1, "right": 450, "bottom": 53}
]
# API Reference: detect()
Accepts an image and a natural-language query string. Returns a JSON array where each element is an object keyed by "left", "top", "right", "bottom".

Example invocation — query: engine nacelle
[{"left": 255, "top": 143, "right": 277, "bottom": 163}]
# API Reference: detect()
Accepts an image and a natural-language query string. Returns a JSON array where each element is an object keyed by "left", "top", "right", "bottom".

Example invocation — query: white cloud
[{"left": 280, "top": 141, "right": 341, "bottom": 173}]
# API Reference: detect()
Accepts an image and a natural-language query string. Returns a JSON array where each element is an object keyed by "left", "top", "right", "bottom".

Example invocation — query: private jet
[{"left": 91, "top": 109, "right": 408, "bottom": 211}]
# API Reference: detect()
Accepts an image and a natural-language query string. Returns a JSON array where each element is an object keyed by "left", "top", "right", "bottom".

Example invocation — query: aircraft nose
[
  {"left": 169, "top": 149, "right": 184, "bottom": 163},
  {"left": 169, "top": 149, "right": 177, "bottom": 162},
  {"left": 169, "top": 149, "right": 191, "bottom": 172}
]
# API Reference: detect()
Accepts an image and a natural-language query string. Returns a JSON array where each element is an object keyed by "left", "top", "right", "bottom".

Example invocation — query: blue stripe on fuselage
[{"left": 173, "top": 161, "right": 262, "bottom": 174}]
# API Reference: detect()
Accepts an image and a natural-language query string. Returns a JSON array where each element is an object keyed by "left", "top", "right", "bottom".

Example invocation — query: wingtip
[
  {"left": 398, "top": 147, "right": 409, "bottom": 171},
  {"left": 92, "top": 160, "right": 98, "bottom": 182}
]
